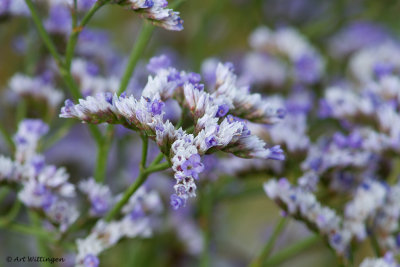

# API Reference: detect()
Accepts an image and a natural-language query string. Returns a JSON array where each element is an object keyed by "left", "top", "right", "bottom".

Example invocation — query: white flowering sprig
[{"left": 60, "top": 57, "right": 285, "bottom": 209}]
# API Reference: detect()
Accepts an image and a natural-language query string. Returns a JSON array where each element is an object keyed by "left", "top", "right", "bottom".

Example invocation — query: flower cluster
[
  {"left": 75, "top": 187, "right": 162, "bottom": 266},
  {"left": 115, "top": 0, "right": 183, "bottom": 31},
  {"left": 60, "top": 55, "right": 285, "bottom": 209},
  {"left": 1, "top": 120, "right": 78, "bottom": 232}
]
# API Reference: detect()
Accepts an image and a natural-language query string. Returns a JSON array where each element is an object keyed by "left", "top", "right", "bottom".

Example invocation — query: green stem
[
  {"left": 29, "top": 211, "right": 52, "bottom": 267},
  {"left": 148, "top": 153, "right": 164, "bottom": 167},
  {"left": 104, "top": 160, "right": 169, "bottom": 222},
  {"left": 65, "top": 0, "right": 111, "bottom": 70},
  {"left": 140, "top": 135, "right": 149, "bottom": 170},
  {"left": 264, "top": 235, "right": 320, "bottom": 266},
  {"left": 369, "top": 233, "right": 382, "bottom": 257},
  {"left": 0, "top": 123, "right": 15, "bottom": 153},
  {"left": 5, "top": 223, "right": 56, "bottom": 241},
  {"left": 25, "top": 0, "right": 104, "bottom": 145},
  {"left": 200, "top": 185, "right": 213, "bottom": 267},
  {"left": 117, "top": 22, "right": 155, "bottom": 95},
  {"left": 94, "top": 126, "right": 114, "bottom": 182},
  {"left": 24, "top": 0, "right": 64, "bottom": 68},
  {"left": 0, "top": 201, "right": 21, "bottom": 227},
  {"left": 16, "top": 99, "right": 27, "bottom": 123},
  {"left": 249, "top": 217, "right": 289, "bottom": 267}
]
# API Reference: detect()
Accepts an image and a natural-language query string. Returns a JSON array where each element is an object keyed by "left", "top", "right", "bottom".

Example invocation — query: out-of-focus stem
[
  {"left": 24, "top": 0, "right": 64, "bottom": 68},
  {"left": 104, "top": 154, "right": 169, "bottom": 222},
  {"left": 200, "top": 186, "right": 213, "bottom": 267},
  {"left": 0, "top": 201, "right": 21, "bottom": 227},
  {"left": 0, "top": 123, "right": 15, "bottom": 153},
  {"left": 29, "top": 211, "right": 52, "bottom": 267},
  {"left": 117, "top": 22, "right": 155, "bottom": 95},
  {"left": 65, "top": 0, "right": 111, "bottom": 70},
  {"left": 249, "top": 217, "right": 289, "bottom": 267},
  {"left": 140, "top": 135, "right": 149, "bottom": 170},
  {"left": 264, "top": 235, "right": 320, "bottom": 266}
]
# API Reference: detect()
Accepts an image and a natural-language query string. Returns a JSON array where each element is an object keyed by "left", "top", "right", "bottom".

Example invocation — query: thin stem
[
  {"left": 140, "top": 134, "right": 149, "bottom": 170},
  {"left": 29, "top": 211, "right": 52, "bottom": 267},
  {"left": 200, "top": 185, "right": 213, "bottom": 267},
  {"left": 0, "top": 123, "right": 15, "bottom": 153},
  {"left": 264, "top": 235, "right": 320, "bottom": 266},
  {"left": 249, "top": 217, "right": 289, "bottom": 267},
  {"left": 65, "top": 0, "right": 111, "bottom": 70},
  {"left": 94, "top": 126, "right": 114, "bottom": 182},
  {"left": 16, "top": 99, "right": 27, "bottom": 123},
  {"left": 24, "top": 0, "right": 64, "bottom": 68},
  {"left": 148, "top": 153, "right": 164, "bottom": 167},
  {"left": 0, "top": 200, "right": 22, "bottom": 227},
  {"left": 369, "top": 232, "right": 382, "bottom": 257},
  {"left": 104, "top": 160, "right": 169, "bottom": 222},
  {"left": 118, "top": 22, "right": 155, "bottom": 95},
  {"left": 5, "top": 223, "right": 56, "bottom": 241}
]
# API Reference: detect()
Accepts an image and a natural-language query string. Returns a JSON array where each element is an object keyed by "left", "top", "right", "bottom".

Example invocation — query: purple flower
[
  {"left": 187, "top": 72, "right": 201, "bottom": 84},
  {"left": 44, "top": 5, "right": 72, "bottom": 35},
  {"left": 0, "top": 0, "right": 10, "bottom": 15},
  {"left": 90, "top": 196, "right": 109, "bottom": 215},
  {"left": 373, "top": 62, "right": 393, "bottom": 79},
  {"left": 216, "top": 104, "right": 230, "bottom": 117},
  {"left": 30, "top": 156, "right": 45, "bottom": 175},
  {"left": 294, "top": 53, "right": 321, "bottom": 84},
  {"left": 104, "top": 92, "right": 113, "bottom": 105},
  {"left": 205, "top": 135, "right": 218, "bottom": 148},
  {"left": 170, "top": 194, "right": 185, "bottom": 210},
  {"left": 268, "top": 145, "right": 285, "bottom": 161},
  {"left": 130, "top": 204, "right": 145, "bottom": 220},
  {"left": 83, "top": 254, "right": 99, "bottom": 267},
  {"left": 147, "top": 55, "right": 171, "bottom": 73},
  {"left": 181, "top": 154, "right": 204, "bottom": 179},
  {"left": 333, "top": 133, "right": 347, "bottom": 148},
  {"left": 276, "top": 108, "right": 286, "bottom": 119},
  {"left": 146, "top": 98, "right": 165, "bottom": 115},
  {"left": 347, "top": 132, "right": 362, "bottom": 148}
]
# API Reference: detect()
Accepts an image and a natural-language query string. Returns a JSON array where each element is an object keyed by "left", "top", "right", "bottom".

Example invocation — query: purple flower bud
[
  {"left": 31, "top": 156, "right": 45, "bottom": 175},
  {"left": 170, "top": 194, "right": 185, "bottom": 210},
  {"left": 332, "top": 233, "right": 342, "bottom": 244},
  {"left": 147, "top": 99, "right": 165, "bottom": 115},
  {"left": 194, "top": 83, "right": 204, "bottom": 91},
  {"left": 347, "top": 131, "right": 363, "bottom": 148},
  {"left": 90, "top": 196, "right": 109, "bottom": 215},
  {"left": 276, "top": 108, "right": 286, "bottom": 119},
  {"left": 86, "top": 62, "right": 100, "bottom": 76},
  {"left": 294, "top": 53, "right": 321, "bottom": 84},
  {"left": 216, "top": 104, "right": 230, "bottom": 117},
  {"left": 144, "top": 0, "right": 154, "bottom": 8},
  {"left": 83, "top": 254, "right": 99, "bottom": 267},
  {"left": 44, "top": 5, "right": 72, "bottom": 35},
  {"left": 181, "top": 154, "right": 204, "bottom": 179},
  {"left": 147, "top": 55, "right": 171, "bottom": 73},
  {"left": 104, "top": 92, "right": 113, "bottom": 104},
  {"left": 205, "top": 135, "right": 218, "bottom": 148},
  {"left": 268, "top": 145, "right": 285, "bottom": 160},
  {"left": 373, "top": 62, "right": 393, "bottom": 79},
  {"left": 130, "top": 204, "right": 145, "bottom": 220},
  {"left": 187, "top": 72, "right": 201, "bottom": 84},
  {"left": 333, "top": 133, "right": 348, "bottom": 148}
]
